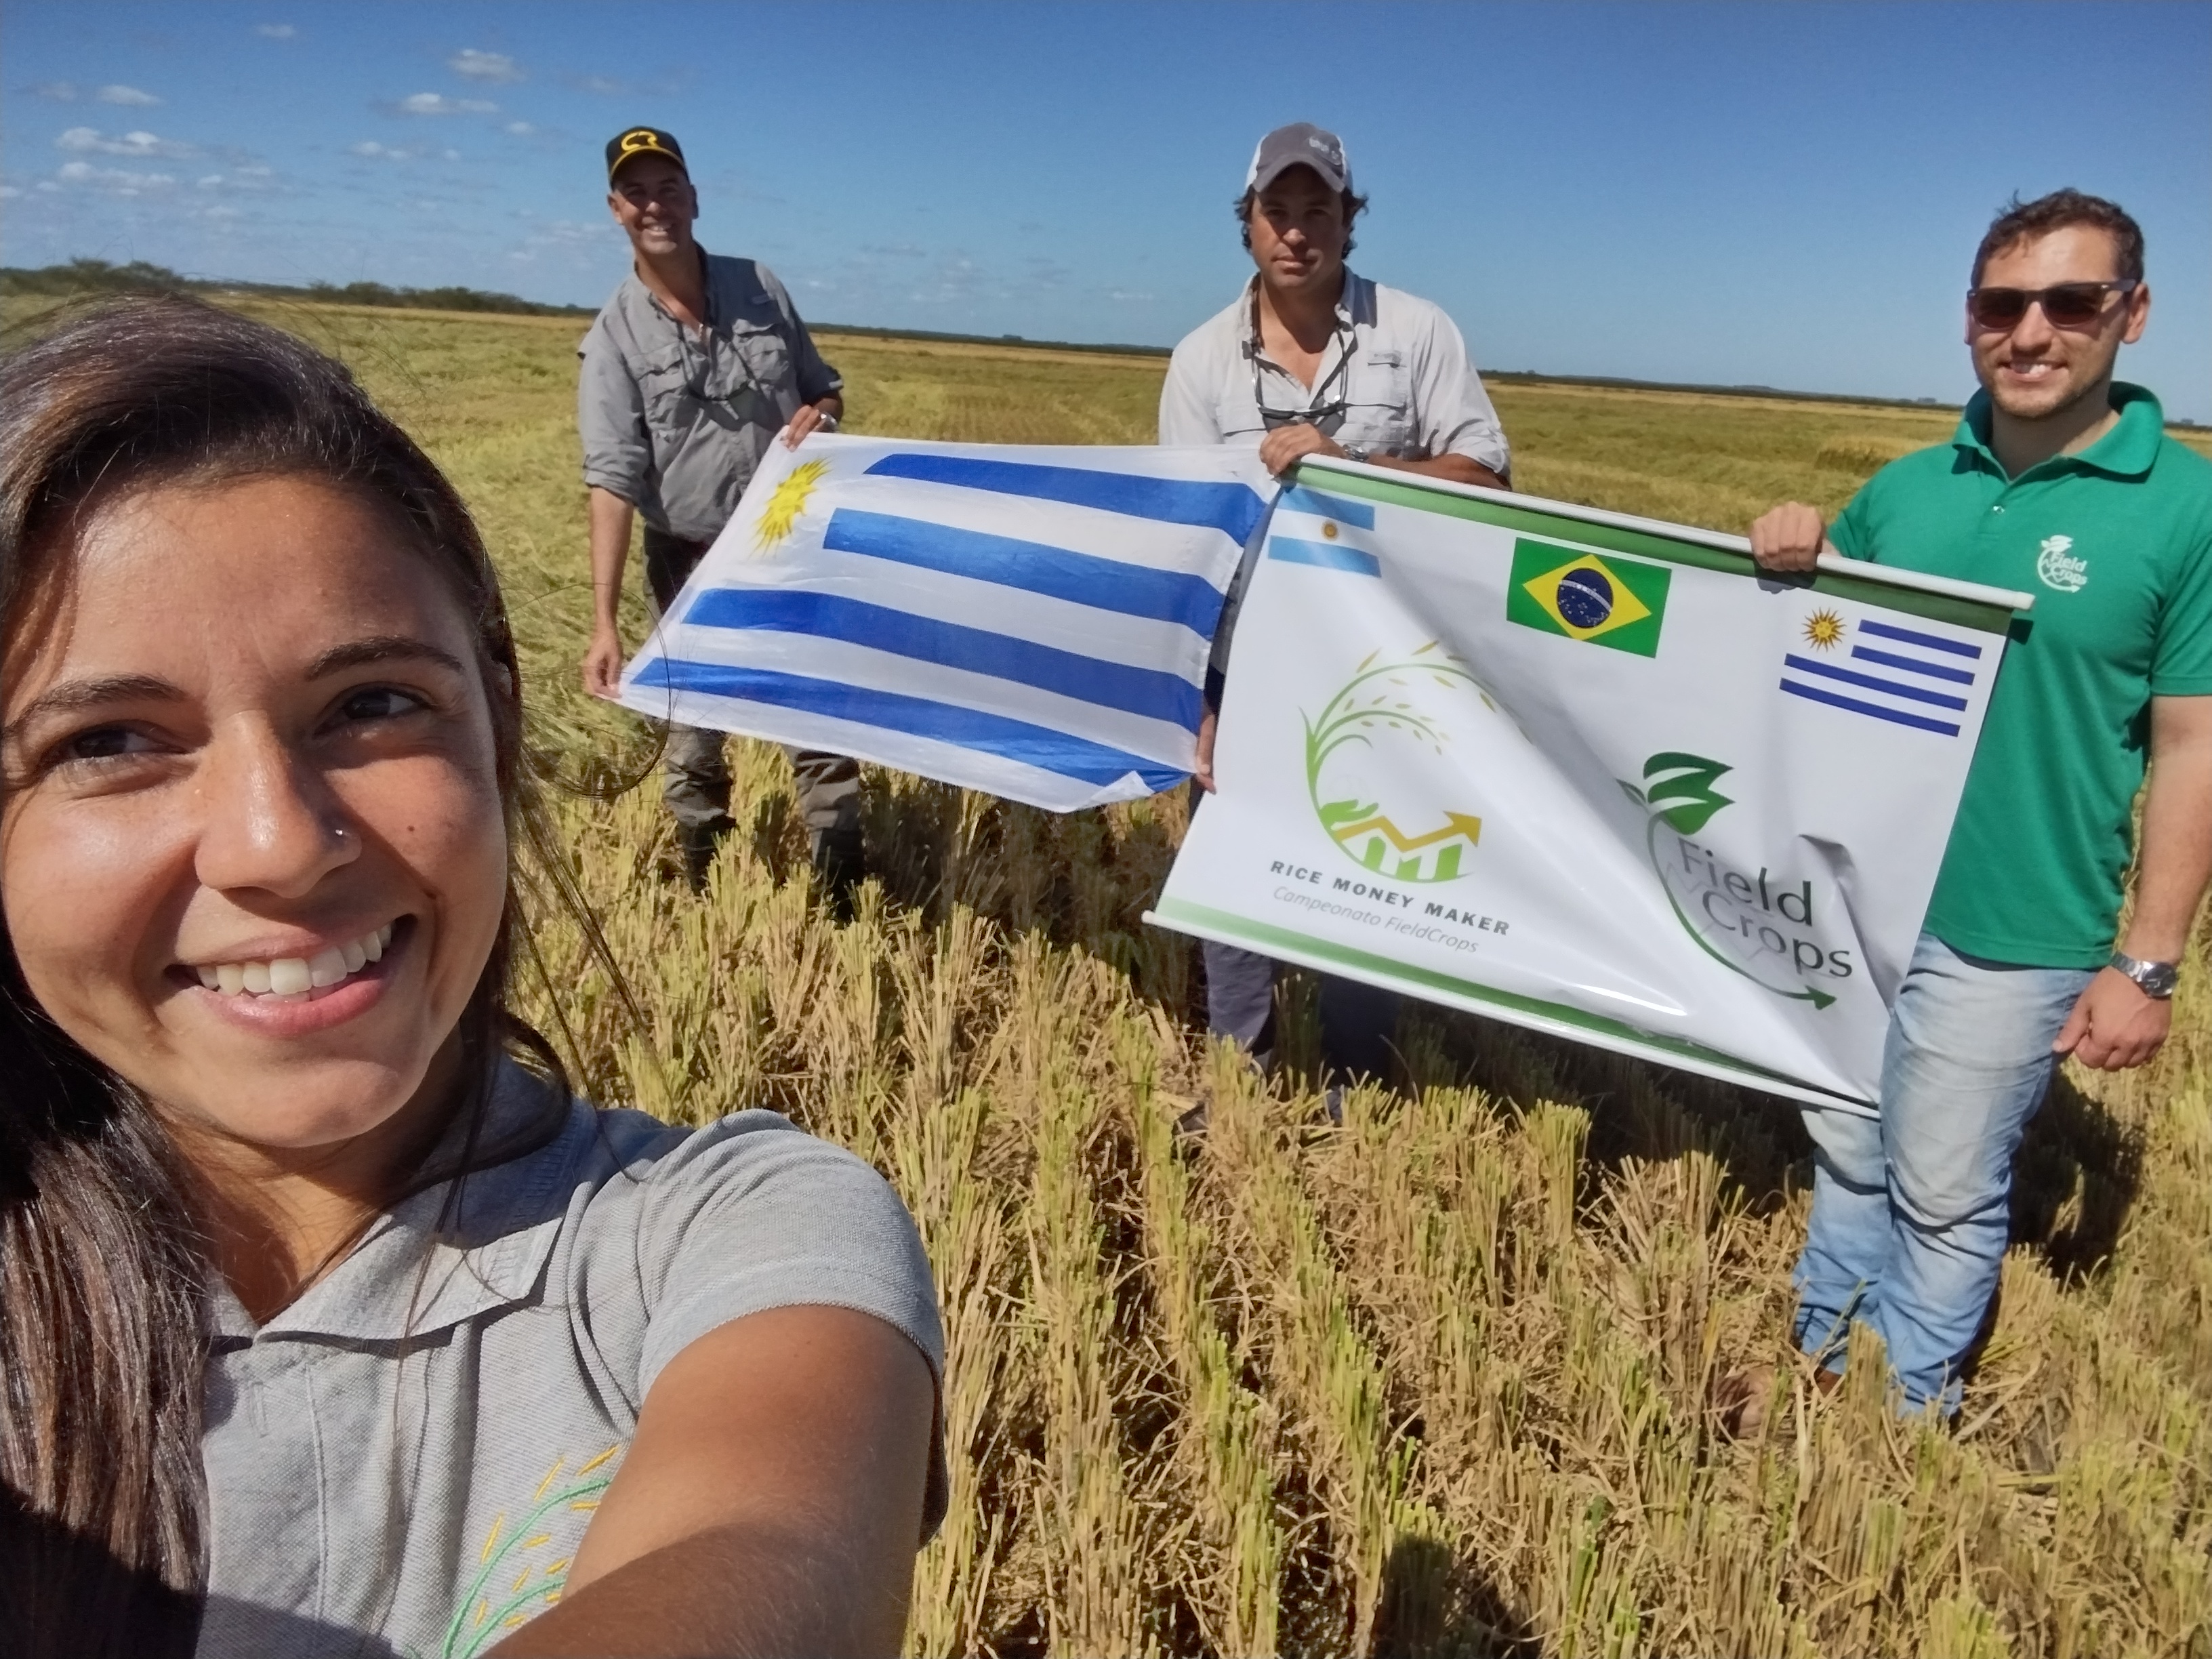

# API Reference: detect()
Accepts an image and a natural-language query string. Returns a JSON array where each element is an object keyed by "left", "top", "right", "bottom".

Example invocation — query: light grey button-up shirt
[
  {"left": 1157, "top": 269, "right": 1509, "bottom": 477},
  {"left": 578, "top": 252, "right": 842, "bottom": 544},
  {"left": 194, "top": 1062, "right": 943, "bottom": 1659}
]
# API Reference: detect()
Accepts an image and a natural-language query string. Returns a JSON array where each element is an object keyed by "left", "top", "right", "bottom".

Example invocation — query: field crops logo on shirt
[
  {"left": 1304, "top": 646, "right": 1488, "bottom": 883},
  {"left": 1507, "top": 537, "right": 1672, "bottom": 655},
  {"left": 1621, "top": 751, "right": 1853, "bottom": 1008}
]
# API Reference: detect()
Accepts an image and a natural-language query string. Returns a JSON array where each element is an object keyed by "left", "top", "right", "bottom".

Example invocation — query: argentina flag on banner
[{"left": 617, "top": 436, "right": 1275, "bottom": 811}]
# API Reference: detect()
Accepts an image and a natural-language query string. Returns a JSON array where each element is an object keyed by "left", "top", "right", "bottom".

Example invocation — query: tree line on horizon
[{"left": 0, "top": 257, "right": 598, "bottom": 319}]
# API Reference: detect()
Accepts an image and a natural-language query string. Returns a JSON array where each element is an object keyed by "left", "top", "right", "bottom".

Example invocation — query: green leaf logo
[{"left": 1641, "top": 752, "right": 1734, "bottom": 835}]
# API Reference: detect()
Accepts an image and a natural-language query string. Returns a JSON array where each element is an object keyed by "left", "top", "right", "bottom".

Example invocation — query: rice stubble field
[{"left": 7, "top": 293, "right": 2207, "bottom": 1658}]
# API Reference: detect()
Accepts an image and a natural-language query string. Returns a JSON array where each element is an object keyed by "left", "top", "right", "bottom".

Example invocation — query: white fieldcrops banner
[{"left": 1147, "top": 457, "right": 2030, "bottom": 1113}]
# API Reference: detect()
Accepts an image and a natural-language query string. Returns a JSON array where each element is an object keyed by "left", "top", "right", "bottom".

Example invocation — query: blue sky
[{"left": 5, "top": 1, "right": 2207, "bottom": 418}]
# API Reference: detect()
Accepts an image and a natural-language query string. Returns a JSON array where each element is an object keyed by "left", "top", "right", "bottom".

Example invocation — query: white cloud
[
  {"left": 0, "top": 184, "right": 20, "bottom": 199},
  {"left": 57, "top": 127, "right": 199, "bottom": 159},
  {"left": 350, "top": 140, "right": 415, "bottom": 160},
  {"left": 442, "top": 148, "right": 462, "bottom": 161},
  {"left": 576, "top": 75, "right": 630, "bottom": 96},
  {"left": 198, "top": 173, "right": 225, "bottom": 187},
  {"left": 255, "top": 22, "right": 296, "bottom": 39},
  {"left": 31, "top": 81, "right": 79, "bottom": 100},
  {"left": 504, "top": 120, "right": 535, "bottom": 136},
  {"left": 57, "top": 159, "right": 178, "bottom": 195},
  {"left": 449, "top": 49, "right": 521, "bottom": 83},
  {"left": 96, "top": 85, "right": 161, "bottom": 106},
  {"left": 396, "top": 91, "right": 497, "bottom": 116},
  {"left": 234, "top": 163, "right": 274, "bottom": 178}
]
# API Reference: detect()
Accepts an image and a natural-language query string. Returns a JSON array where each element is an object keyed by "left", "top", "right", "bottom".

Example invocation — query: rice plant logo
[
  {"left": 751, "top": 458, "right": 828, "bottom": 554},
  {"left": 432, "top": 1446, "right": 622, "bottom": 1658},
  {"left": 1305, "top": 644, "right": 1486, "bottom": 883},
  {"left": 1621, "top": 752, "right": 1851, "bottom": 1008}
]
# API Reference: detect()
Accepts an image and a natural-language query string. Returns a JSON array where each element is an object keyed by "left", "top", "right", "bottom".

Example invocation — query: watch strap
[{"left": 2110, "top": 949, "right": 2179, "bottom": 999}]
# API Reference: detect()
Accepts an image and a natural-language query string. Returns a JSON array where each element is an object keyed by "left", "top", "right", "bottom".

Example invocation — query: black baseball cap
[
  {"left": 606, "top": 126, "right": 687, "bottom": 184},
  {"left": 1244, "top": 123, "right": 1351, "bottom": 194}
]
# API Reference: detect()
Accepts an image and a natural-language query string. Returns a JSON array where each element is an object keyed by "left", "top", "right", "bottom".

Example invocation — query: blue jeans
[
  {"left": 1792, "top": 933, "right": 2095, "bottom": 1413},
  {"left": 1201, "top": 938, "right": 1402, "bottom": 1081}
]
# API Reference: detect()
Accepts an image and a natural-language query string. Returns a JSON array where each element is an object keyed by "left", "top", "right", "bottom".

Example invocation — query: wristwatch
[
  {"left": 2109, "top": 949, "right": 2179, "bottom": 999},
  {"left": 1341, "top": 443, "right": 1372, "bottom": 464}
]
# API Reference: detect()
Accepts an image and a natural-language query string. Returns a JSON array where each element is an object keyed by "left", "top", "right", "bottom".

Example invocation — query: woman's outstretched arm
[{"left": 490, "top": 1304, "right": 937, "bottom": 1658}]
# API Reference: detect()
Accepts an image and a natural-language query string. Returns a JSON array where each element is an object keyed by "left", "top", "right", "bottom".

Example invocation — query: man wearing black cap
[
  {"left": 1164, "top": 122, "right": 1512, "bottom": 1094},
  {"left": 578, "top": 126, "right": 862, "bottom": 899}
]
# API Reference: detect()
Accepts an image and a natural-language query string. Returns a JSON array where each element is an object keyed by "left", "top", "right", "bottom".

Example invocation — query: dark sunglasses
[
  {"left": 1252, "top": 321, "right": 1356, "bottom": 429},
  {"left": 1966, "top": 280, "right": 2137, "bottom": 332}
]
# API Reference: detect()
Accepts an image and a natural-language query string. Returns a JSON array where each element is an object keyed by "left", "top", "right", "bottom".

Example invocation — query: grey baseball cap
[{"left": 1244, "top": 123, "right": 1352, "bottom": 194}]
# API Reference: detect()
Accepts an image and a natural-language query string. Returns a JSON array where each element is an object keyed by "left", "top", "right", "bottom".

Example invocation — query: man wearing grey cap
[
  {"left": 578, "top": 126, "right": 863, "bottom": 901},
  {"left": 1163, "top": 121, "right": 1512, "bottom": 1094}
]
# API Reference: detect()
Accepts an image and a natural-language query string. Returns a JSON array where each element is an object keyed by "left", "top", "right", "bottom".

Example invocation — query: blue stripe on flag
[
  {"left": 862, "top": 453, "right": 1267, "bottom": 541},
  {"left": 1782, "top": 654, "right": 1968, "bottom": 710},
  {"left": 1858, "top": 617, "right": 1984, "bottom": 659},
  {"left": 631, "top": 658, "right": 1186, "bottom": 790},
  {"left": 1780, "top": 678, "right": 1961, "bottom": 736},
  {"left": 821, "top": 508, "right": 1227, "bottom": 634},
  {"left": 681, "top": 589, "right": 1202, "bottom": 729},
  {"left": 1851, "top": 644, "right": 1975, "bottom": 684},
  {"left": 1277, "top": 485, "right": 1376, "bottom": 529},
  {"left": 1268, "top": 535, "right": 1380, "bottom": 576}
]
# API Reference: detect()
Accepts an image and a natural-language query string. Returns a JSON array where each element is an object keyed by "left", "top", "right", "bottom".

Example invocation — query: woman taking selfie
[{"left": 0, "top": 298, "right": 943, "bottom": 1659}]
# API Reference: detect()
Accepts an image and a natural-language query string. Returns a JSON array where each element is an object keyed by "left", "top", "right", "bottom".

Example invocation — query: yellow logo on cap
[{"left": 620, "top": 129, "right": 660, "bottom": 152}]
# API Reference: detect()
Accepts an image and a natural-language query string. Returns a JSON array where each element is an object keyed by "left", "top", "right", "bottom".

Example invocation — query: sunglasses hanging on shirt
[
  {"left": 1252, "top": 320, "right": 1358, "bottom": 429},
  {"left": 677, "top": 320, "right": 768, "bottom": 416},
  {"left": 1965, "top": 281, "right": 2137, "bottom": 333}
]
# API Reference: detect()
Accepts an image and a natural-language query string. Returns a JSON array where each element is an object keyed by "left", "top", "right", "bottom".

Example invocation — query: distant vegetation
[{"left": 0, "top": 257, "right": 596, "bottom": 317}]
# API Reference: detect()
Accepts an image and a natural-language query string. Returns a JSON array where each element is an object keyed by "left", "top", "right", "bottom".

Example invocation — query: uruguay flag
[{"left": 617, "top": 436, "right": 1275, "bottom": 811}]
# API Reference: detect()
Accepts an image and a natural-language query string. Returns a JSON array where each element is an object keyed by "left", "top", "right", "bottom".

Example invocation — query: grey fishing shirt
[
  {"left": 577, "top": 252, "right": 843, "bottom": 543},
  {"left": 195, "top": 1062, "right": 943, "bottom": 1659},
  {"left": 1160, "top": 270, "right": 1511, "bottom": 678},
  {"left": 1157, "top": 269, "right": 1509, "bottom": 476}
]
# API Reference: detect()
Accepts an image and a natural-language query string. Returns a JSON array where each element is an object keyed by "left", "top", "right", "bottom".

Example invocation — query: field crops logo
[
  {"left": 1305, "top": 645, "right": 1488, "bottom": 883},
  {"left": 1506, "top": 537, "right": 1671, "bottom": 656},
  {"left": 1621, "top": 751, "right": 1853, "bottom": 1008}
]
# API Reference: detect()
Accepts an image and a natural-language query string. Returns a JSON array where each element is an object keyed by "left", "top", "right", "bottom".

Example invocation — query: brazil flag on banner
[
  {"left": 1149, "top": 459, "right": 2030, "bottom": 1113},
  {"left": 1506, "top": 537, "right": 1671, "bottom": 655}
]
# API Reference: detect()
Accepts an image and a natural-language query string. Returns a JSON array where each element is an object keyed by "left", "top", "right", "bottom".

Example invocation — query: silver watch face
[{"left": 2116, "top": 954, "right": 2179, "bottom": 996}]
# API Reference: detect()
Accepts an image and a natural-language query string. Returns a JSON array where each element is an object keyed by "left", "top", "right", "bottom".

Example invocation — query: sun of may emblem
[
  {"left": 752, "top": 459, "right": 829, "bottom": 554},
  {"left": 1801, "top": 608, "right": 1847, "bottom": 651}
]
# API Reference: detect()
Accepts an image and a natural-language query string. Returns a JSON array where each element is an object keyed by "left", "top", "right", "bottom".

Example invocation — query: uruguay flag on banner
[{"left": 617, "top": 436, "right": 1275, "bottom": 811}]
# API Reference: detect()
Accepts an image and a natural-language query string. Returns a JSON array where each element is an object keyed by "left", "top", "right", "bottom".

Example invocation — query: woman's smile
[{"left": 169, "top": 914, "right": 411, "bottom": 1035}]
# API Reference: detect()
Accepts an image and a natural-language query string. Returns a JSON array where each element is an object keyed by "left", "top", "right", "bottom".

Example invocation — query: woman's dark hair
[
  {"left": 0, "top": 295, "right": 573, "bottom": 1654},
  {"left": 1235, "top": 182, "right": 1369, "bottom": 258}
]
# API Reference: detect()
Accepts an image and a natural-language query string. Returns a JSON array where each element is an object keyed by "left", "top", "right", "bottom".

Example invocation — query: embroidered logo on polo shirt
[{"left": 2036, "top": 534, "right": 2089, "bottom": 593}]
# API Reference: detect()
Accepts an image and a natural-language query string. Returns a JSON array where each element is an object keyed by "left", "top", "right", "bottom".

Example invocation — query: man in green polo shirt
[{"left": 1745, "top": 188, "right": 2212, "bottom": 1416}]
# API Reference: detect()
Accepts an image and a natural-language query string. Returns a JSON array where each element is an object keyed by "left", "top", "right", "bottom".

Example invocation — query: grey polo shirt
[
  {"left": 1156, "top": 269, "right": 1509, "bottom": 476},
  {"left": 195, "top": 1061, "right": 943, "bottom": 1659},
  {"left": 578, "top": 251, "right": 843, "bottom": 544}
]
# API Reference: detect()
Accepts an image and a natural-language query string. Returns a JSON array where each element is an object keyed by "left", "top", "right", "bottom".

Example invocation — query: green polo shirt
[{"left": 1828, "top": 383, "right": 2212, "bottom": 968}]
